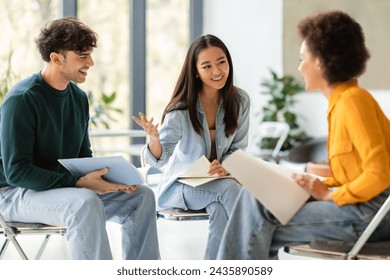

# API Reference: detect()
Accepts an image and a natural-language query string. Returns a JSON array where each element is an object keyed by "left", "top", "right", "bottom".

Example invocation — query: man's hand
[{"left": 75, "top": 167, "right": 138, "bottom": 194}]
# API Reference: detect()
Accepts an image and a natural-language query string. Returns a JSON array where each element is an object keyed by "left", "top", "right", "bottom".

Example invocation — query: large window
[
  {"left": 77, "top": 0, "right": 130, "bottom": 130},
  {"left": 1, "top": 0, "right": 196, "bottom": 127},
  {"left": 77, "top": 0, "right": 192, "bottom": 128},
  {"left": 1, "top": 0, "right": 197, "bottom": 163},
  {"left": 0, "top": 0, "right": 60, "bottom": 89},
  {"left": 146, "top": 0, "right": 190, "bottom": 123}
]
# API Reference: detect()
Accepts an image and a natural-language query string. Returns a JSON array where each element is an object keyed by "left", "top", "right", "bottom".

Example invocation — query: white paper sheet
[{"left": 177, "top": 155, "right": 233, "bottom": 187}]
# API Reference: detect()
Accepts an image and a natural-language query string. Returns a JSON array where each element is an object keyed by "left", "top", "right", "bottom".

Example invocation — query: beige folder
[{"left": 223, "top": 149, "right": 310, "bottom": 225}]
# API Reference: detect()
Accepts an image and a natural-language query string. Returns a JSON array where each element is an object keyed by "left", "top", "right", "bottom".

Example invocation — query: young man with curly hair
[{"left": 0, "top": 17, "right": 160, "bottom": 260}]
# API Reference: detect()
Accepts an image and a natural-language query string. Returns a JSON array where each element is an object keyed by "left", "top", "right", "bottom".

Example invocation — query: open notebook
[
  {"left": 177, "top": 155, "right": 233, "bottom": 187},
  {"left": 59, "top": 156, "right": 162, "bottom": 186},
  {"left": 223, "top": 149, "right": 310, "bottom": 225}
]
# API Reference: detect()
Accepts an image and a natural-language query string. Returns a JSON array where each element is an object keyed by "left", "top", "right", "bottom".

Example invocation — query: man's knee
[
  {"left": 72, "top": 188, "right": 103, "bottom": 213},
  {"left": 135, "top": 185, "right": 157, "bottom": 208}
]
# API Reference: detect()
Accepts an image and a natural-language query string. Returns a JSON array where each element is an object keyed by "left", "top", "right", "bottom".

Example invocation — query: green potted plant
[
  {"left": 88, "top": 90, "right": 123, "bottom": 129},
  {"left": 0, "top": 50, "right": 18, "bottom": 105},
  {"left": 259, "top": 69, "right": 308, "bottom": 151}
]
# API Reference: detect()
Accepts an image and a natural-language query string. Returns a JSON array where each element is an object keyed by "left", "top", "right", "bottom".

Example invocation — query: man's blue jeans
[{"left": 0, "top": 185, "right": 160, "bottom": 259}]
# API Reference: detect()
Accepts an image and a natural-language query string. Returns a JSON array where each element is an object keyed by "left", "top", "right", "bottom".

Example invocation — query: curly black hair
[
  {"left": 35, "top": 17, "right": 98, "bottom": 62},
  {"left": 298, "top": 10, "right": 370, "bottom": 84}
]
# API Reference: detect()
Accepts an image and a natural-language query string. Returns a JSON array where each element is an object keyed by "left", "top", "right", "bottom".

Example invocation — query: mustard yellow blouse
[{"left": 323, "top": 79, "right": 390, "bottom": 206}]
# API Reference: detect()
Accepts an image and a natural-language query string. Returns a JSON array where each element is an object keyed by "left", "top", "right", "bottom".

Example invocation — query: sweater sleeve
[{"left": 1, "top": 94, "right": 78, "bottom": 191}]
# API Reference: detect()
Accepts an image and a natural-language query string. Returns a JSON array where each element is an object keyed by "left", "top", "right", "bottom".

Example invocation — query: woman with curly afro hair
[{"left": 216, "top": 10, "right": 390, "bottom": 260}]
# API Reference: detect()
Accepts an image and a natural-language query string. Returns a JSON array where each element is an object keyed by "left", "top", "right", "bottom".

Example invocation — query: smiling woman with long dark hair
[{"left": 133, "top": 34, "right": 251, "bottom": 259}]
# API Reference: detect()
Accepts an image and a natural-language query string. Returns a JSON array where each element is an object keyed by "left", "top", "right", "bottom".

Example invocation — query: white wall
[
  {"left": 203, "top": 0, "right": 284, "bottom": 147},
  {"left": 203, "top": 0, "right": 390, "bottom": 143}
]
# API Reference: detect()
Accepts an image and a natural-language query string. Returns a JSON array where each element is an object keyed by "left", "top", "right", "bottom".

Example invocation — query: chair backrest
[
  {"left": 347, "top": 193, "right": 390, "bottom": 259},
  {"left": 89, "top": 129, "right": 147, "bottom": 165},
  {"left": 286, "top": 136, "right": 328, "bottom": 163},
  {"left": 253, "top": 121, "right": 290, "bottom": 160},
  {"left": 140, "top": 145, "right": 148, "bottom": 168}
]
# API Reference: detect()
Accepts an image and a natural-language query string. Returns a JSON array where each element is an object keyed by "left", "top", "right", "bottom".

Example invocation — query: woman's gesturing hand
[{"left": 132, "top": 112, "right": 162, "bottom": 159}]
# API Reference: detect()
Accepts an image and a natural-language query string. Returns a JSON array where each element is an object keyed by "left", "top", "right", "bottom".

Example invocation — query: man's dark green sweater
[{"left": 0, "top": 72, "right": 92, "bottom": 191}]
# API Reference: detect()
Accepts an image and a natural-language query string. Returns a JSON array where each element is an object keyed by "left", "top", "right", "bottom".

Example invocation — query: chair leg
[
  {"left": 9, "top": 236, "right": 29, "bottom": 260},
  {"left": 0, "top": 239, "right": 11, "bottom": 260},
  {"left": 34, "top": 234, "right": 51, "bottom": 260}
]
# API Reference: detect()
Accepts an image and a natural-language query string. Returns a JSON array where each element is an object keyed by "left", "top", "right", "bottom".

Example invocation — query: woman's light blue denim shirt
[{"left": 144, "top": 88, "right": 251, "bottom": 209}]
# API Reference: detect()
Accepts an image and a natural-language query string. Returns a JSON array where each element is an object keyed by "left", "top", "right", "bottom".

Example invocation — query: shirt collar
[{"left": 328, "top": 79, "right": 358, "bottom": 116}]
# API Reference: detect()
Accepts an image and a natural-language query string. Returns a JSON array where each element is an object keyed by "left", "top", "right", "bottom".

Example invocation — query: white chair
[
  {"left": 284, "top": 193, "right": 390, "bottom": 260},
  {"left": 156, "top": 208, "right": 209, "bottom": 221},
  {"left": 0, "top": 213, "right": 66, "bottom": 260},
  {"left": 250, "top": 121, "right": 290, "bottom": 162}
]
